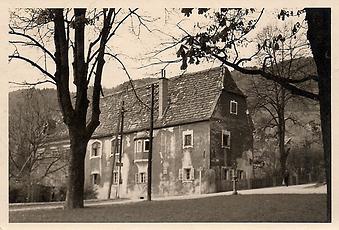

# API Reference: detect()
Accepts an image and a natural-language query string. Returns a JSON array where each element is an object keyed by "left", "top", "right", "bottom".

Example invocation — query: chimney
[{"left": 158, "top": 69, "right": 168, "bottom": 118}]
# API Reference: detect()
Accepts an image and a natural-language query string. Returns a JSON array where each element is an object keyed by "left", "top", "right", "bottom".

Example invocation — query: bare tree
[
  {"left": 246, "top": 23, "right": 315, "bottom": 183},
  {"left": 9, "top": 88, "right": 66, "bottom": 202},
  {"left": 9, "top": 8, "right": 152, "bottom": 209}
]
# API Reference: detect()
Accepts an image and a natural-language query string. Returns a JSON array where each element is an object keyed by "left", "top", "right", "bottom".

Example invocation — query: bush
[
  {"left": 84, "top": 185, "right": 97, "bottom": 200},
  {"left": 9, "top": 182, "right": 27, "bottom": 203}
]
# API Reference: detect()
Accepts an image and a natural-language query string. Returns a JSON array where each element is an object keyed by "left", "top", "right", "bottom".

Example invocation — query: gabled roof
[{"left": 51, "top": 66, "right": 245, "bottom": 140}]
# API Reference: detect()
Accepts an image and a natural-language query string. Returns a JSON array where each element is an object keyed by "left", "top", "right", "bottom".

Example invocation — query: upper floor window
[
  {"left": 143, "top": 139, "right": 150, "bottom": 152},
  {"left": 91, "top": 141, "right": 102, "bottom": 158},
  {"left": 134, "top": 138, "right": 149, "bottom": 162},
  {"left": 222, "top": 130, "right": 231, "bottom": 148},
  {"left": 183, "top": 130, "right": 193, "bottom": 148},
  {"left": 111, "top": 136, "right": 121, "bottom": 157},
  {"left": 135, "top": 140, "right": 143, "bottom": 153},
  {"left": 230, "top": 100, "right": 238, "bottom": 115}
]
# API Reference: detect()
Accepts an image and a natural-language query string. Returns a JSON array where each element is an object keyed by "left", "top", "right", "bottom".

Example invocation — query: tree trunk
[
  {"left": 65, "top": 130, "right": 89, "bottom": 209},
  {"left": 278, "top": 122, "right": 287, "bottom": 182},
  {"left": 305, "top": 8, "right": 331, "bottom": 222}
]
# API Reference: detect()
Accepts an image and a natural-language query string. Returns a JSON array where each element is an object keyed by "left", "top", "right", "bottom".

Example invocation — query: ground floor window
[
  {"left": 237, "top": 170, "right": 246, "bottom": 179},
  {"left": 135, "top": 172, "right": 147, "bottom": 184},
  {"left": 179, "top": 167, "right": 195, "bottom": 181},
  {"left": 92, "top": 173, "right": 100, "bottom": 185},
  {"left": 113, "top": 172, "right": 118, "bottom": 184},
  {"left": 221, "top": 167, "right": 230, "bottom": 180}
]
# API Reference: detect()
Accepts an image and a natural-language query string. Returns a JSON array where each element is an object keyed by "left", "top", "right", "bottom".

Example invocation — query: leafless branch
[
  {"left": 104, "top": 52, "right": 150, "bottom": 110},
  {"left": 9, "top": 80, "right": 56, "bottom": 86},
  {"left": 9, "top": 27, "right": 56, "bottom": 62},
  {"left": 9, "top": 55, "right": 57, "bottom": 82}
]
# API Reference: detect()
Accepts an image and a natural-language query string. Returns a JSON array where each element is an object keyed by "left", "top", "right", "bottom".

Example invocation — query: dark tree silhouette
[{"left": 9, "top": 8, "right": 151, "bottom": 209}]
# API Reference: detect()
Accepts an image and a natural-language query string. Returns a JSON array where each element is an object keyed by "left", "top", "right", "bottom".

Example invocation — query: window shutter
[
  {"left": 135, "top": 173, "right": 139, "bottom": 183},
  {"left": 190, "top": 168, "right": 195, "bottom": 180},
  {"left": 178, "top": 169, "right": 183, "bottom": 180}
]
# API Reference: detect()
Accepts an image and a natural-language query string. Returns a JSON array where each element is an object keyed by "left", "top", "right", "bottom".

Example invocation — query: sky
[{"left": 8, "top": 8, "right": 307, "bottom": 92}]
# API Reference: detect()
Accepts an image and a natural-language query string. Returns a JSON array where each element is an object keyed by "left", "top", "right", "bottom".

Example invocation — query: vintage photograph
[{"left": 7, "top": 7, "right": 330, "bottom": 223}]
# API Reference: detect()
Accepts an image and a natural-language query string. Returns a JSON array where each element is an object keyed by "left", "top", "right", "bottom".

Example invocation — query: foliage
[{"left": 176, "top": 8, "right": 319, "bottom": 101}]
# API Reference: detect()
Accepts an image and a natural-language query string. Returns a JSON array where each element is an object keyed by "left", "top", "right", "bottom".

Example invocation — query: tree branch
[
  {"left": 212, "top": 53, "right": 319, "bottom": 101},
  {"left": 9, "top": 55, "right": 56, "bottom": 82},
  {"left": 9, "top": 80, "right": 56, "bottom": 86},
  {"left": 105, "top": 52, "right": 150, "bottom": 110},
  {"left": 9, "top": 27, "right": 56, "bottom": 63}
]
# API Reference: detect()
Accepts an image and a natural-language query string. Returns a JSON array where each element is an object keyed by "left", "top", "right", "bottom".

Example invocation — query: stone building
[{"left": 43, "top": 67, "right": 254, "bottom": 199}]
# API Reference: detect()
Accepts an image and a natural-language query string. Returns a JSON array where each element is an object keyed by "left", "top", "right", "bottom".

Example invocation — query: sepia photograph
[{"left": 3, "top": 3, "right": 334, "bottom": 226}]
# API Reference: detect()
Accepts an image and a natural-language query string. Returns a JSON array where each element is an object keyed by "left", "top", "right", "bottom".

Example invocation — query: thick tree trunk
[
  {"left": 65, "top": 130, "right": 89, "bottom": 209},
  {"left": 305, "top": 8, "right": 331, "bottom": 222}
]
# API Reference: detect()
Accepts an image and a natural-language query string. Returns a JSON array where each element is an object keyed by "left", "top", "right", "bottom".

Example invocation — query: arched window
[
  {"left": 91, "top": 141, "right": 102, "bottom": 158},
  {"left": 110, "top": 136, "right": 121, "bottom": 157}
]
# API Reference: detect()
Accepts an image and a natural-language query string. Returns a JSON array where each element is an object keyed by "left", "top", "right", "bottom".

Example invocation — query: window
[
  {"left": 140, "top": 172, "right": 146, "bottom": 183},
  {"left": 134, "top": 139, "right": 149, "bottom": 162},
  {"left": 136, "top": 140, "right": 143, "bottom": 153},
  {"left": 113, "top": 172, "right": 118, "bottom": 184},
  {"left": 183, "top": 130, "right": 193, "bottom": 148},
  {"left": 111, "top": 137, "right": 121, "bottom": 156},
  {"left": 135, "top": 172, "right": 147, "bottom": 184},
  {"left": 143, "top": 139, "right": 150, "bottom": 152},
  {"left": 222, "top": 130, "right": 231, "bottom": 148},
  {"left": 92, "top": 173, "right": 100, "bottom": 185},
  {"left": 91, "top": 141, "right": 101, "bottom": 158},
  {"left": 179, "top": 167, "right": 195, "bottom": 181},
  {"left": 237, "top": 170, "right": 246, "bottom": 180},
  {"left": 230, "top": 100, "right": 238, "bottom": 115},
  {"left": 221, "top": 167, "right": 230, "bottom": 180}
]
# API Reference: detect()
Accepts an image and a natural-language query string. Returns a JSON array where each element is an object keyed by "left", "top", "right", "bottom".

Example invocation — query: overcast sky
[{"left": 8, "top": 8, "right": 307, "bottom": 92}]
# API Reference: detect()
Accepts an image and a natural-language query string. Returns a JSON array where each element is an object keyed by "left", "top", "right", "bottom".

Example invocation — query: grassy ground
[{"left": 10, "top": 194, "right": 327, "bottom": 223}]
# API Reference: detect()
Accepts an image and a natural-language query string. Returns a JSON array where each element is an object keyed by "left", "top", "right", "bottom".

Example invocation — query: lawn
[{"left": 10, "top": 194, "right": 327, "bottom": 222}]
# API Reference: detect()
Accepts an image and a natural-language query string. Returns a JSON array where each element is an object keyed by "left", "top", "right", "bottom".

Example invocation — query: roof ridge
[{"left": 103, "top": 66, "right": 223, "bottom": 99}]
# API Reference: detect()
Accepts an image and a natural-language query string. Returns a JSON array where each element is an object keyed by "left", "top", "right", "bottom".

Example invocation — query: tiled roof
[{"left": 51, "top": 67, "right": 244, "bottom": 140}]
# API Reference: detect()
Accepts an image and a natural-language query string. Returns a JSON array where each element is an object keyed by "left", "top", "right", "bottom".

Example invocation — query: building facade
[{"left": 43, "top": 67, "right": 254, "bottom": 200}]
